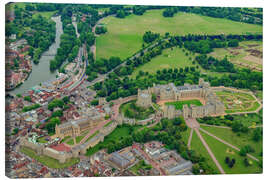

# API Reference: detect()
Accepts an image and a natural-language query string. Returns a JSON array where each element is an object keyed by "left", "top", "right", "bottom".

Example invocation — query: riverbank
[{"left": 8, "top": 16, "right": 63, "bottom": 95}]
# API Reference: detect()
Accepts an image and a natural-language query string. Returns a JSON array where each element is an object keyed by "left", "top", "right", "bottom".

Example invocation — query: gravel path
[
  {"left": 194, "top": 128, "right": 225, "bottom": 174},
  {"left": 199, "top": 127, "right": 259, "bottom": 162}
]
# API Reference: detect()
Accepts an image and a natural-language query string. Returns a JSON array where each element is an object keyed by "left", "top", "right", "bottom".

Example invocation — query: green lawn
[
  {"left": 33, "top": 11, "right": 57, "bottom": 19},
  {"left": 85, "top": 125, "right": 141, "bottom": 156},
  {"left": 96, "top": 10, "right": 262, "bottom": 60},
  {"left": 131, "top": 47, "right": 198, "bottom": 78},
  {"left": 20, "top": 146, "right": 80, "bottom": 169},
  {"left": 129, "top": 160, "right": 152, "bottom": 175},
  {"left": 191, "top": 131, "right": 220, "bottom": 173},
  {"left": 180, "top": 127, "right": 191, "bottom": 145},
  {"left": 60, "top": 136, "right": 71, "bottom": 143},
  {"left": 37, "top": 136, "right": 49, "bottom": 144},
  {"left": 66, "top": 138, "right": 74, "bottom": 145},
  {"left": 200, "top": 129, "right": 262, "bottom": 174},
  {"left": 200, "top": 126, "right": 262, "bottom": 160},
  {"left": 75, "top": 135, "right": 84, "bottom": 144},
  {"left": 165, "top": 99, "right": 202, "bottom": 110}
]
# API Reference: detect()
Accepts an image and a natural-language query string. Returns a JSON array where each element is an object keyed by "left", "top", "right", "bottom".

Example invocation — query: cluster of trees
[
  {"left": 195, "top": 55, "right": 236, "bottom": 73},
  {"left": 22, "top": 104, "right": 41, "bottom": 112},
  {"left": 122, "top": 101, "right": 155, "bottom": 120},
  {"left": 45, "top": 117, "right": 60, "bottom": 134},
  {"left": 252, "top": 128, "right": 262, "bottom": 142},
  {"left": 90, "top": 56, "right": 122, "bottom": 74},
  {"left": 91, "top": 99, "right": 99, "bottom": 106},
  {"left": 35, "top": 3, "right": 59, "bottom": 11},
  {"left": 95, "top": 26, "right": 107, "bottom": 34},
  {"left": 162, "top": 6, "right": 262, "bottom": 25},
  {"left": 231, "top": 121, "right": 249, "bottom": 133},
  {"left": 23, "top": 96, "right": 32, "bottom": 102},
  {"left": 228, "top": 39, "right": 239, "bottom": 47},
  {"left": 48, "top": 98, "right": 64, "bottom": 111},
  {"left": 225, "top": 157, "right": 236, "bottom": 168},
  {"left": 184, "top": 39, "right": 240, "bottom": 54},
  {"left": 207, "top": 68, "right": 262, "bottom": 91},
  {"left": 50, "top": 13, "right": 80, "bottom": 71},
  {"left": 44, "top": 96, "right": 71, "bottom": 134},
  {"left": 143, "top": 31, "right": 160, "bottom": 43},
  {"left": 133, "top": 6, "right": 147, "bottom": 15},
  {"left": 163, "top": 7, "right": 178, "bottom": 17},
  {"left": 7, "top": 5, "right": 56, "bottom": 64},
  {"left": 239, "top": 145, "right": 255, "bottom": 156}
]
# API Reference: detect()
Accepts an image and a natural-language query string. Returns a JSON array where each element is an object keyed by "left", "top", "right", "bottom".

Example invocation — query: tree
[
  {"left": 46, "top": 117, "right": 60, "bottom": 134},
  {"left": 116, "top": 10, "right": 126, "bottom": 18},
  {"left": 225, "top": 156, "right": 230, "bottom": 164},
  {"left": 95, "top": 26, "right": 107, "bottom": 34},
  {"left": 151, "top": 93, "right": 157, "bottom": 103},
  {"left": 91, "top": 99, "right": 99, "bottom": 106},
  {"left": 228, "top": 39, "right": 239, "bottom": 47},
  {"left": 143, "top": 31, "right": 160, "bottom": 43},
  {"left": 24, "top": 96, "right": 32, "bottom": 102},
  {"left": 252, "top": 128, "right": 262, "bottom": 142}
]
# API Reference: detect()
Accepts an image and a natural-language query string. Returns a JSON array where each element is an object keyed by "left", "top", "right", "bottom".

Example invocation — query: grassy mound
[{"left": 120, "top": 100, "right": 155, "bottom": 120}]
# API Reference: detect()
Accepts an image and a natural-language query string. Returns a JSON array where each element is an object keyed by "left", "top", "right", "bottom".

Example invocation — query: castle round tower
[{"left": 136, "top": 89, "right": 152, "bottom": 108}]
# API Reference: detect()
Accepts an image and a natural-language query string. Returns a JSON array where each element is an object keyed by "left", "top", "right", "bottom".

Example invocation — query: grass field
[
  {"left": 181, "top": 127, "right": 191, "bottom": 145},
  {"left": 20, "top": 146, "right": 80, "bottom": 169},
  {"left": 131, "top": 47, "right": 198, "bottom": 78},
  {"left": 85, "top": 125, "right": 141, "bottom": 156},
  {"left": 96, "top": 10, "right": 262, "bottom": 60},
  {"left": 209, "top": 40, "right": 262, "bottom": 71},
  {"left": 165, "top": 99, "right": 202, "bottom": 110},
  {"left": 66, "top": 138, "right": 74, "bottom": 145},
  {"left": 200, "top": 126, "right": 262, "bottom": 160},
  {"left": 200, "top": 130, "right": 262, "bottom": 174},
  {"left": 215, "top": 90, "right": 260, "bottom": 113},
  {"left": 191, "top": 131, "right": 220, "bottom": 173},
  {"left": 33, "top": 11, "right": 57, "bottom": 19}
]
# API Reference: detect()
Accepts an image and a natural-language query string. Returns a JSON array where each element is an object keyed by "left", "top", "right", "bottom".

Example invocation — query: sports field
[{"left": 96, "top": 10, "right": 262, "bottom": 60}]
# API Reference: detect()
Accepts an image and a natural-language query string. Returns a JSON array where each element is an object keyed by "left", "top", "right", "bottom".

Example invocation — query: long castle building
[{"left": 139, "top": 78, "right": 225, "bottom": 119}]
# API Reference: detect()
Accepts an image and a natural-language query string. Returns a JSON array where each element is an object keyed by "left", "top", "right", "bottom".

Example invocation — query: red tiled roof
[{"left": 50, "top": 143, "right": 71, "bottom": 152}]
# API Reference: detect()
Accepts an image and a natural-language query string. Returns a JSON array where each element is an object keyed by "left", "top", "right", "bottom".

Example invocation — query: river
[{"left": 10, "top": 16, "right": 63, "bottom": 95}]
